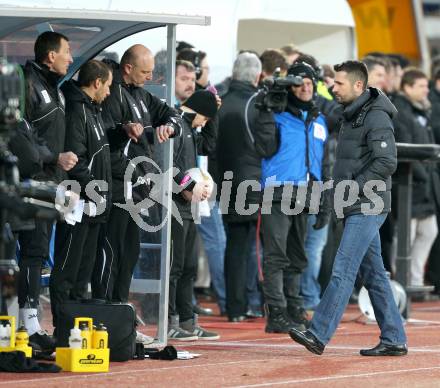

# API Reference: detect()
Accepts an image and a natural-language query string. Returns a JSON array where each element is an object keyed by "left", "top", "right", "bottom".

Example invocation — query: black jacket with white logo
[
  {"left": 23, "top": 61, "right": 66, "bottom": 182},
  {"left": 101, "top": 60, "right": 182, "bottom": 203},
  {"left": 62, "top": 81, "right": 112, "bottom": 223}
]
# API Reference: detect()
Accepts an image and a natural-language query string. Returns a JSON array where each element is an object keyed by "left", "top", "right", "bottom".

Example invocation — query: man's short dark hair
[
  {"left": 78, "top": 60, "right": 111, "bottom": 87},
  {"left": 362, "top": 55, "right": 388, "bottom": 72},
  {"left": 176, "top": 49, "right": 206, "bottom": 67},
  {"left": 401, "top": 67, "right": 427, "bottom": 89},
  {"left": 34, "top": 31, "right": 69, "bottom": 63},
  {"left": 334, "top": 60, "right": 369, "bottom": 90},
  {"left": 175, "top": 60, "right": 196, "bottom": 74},
  {"left": 260, "top": 49, "right": 288, "bottom": 75}
]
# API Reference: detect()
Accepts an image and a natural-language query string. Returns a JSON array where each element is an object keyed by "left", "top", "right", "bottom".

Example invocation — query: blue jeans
[
  {"left": 301, "top": 215, "right": 329, "bottom": 309},
  {"left": 197, "top": 201, "right": 226, "bottom": 312},
  {"left": 310, "top": 214, "right": 407, "bottom": 346}
]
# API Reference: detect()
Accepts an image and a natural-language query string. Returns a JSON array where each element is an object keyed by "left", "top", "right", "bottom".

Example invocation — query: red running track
[{"left": 2, "top": 302, "right": 440, "bottom": 387}]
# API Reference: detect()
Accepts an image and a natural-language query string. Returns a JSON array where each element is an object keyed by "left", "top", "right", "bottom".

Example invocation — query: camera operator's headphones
[
  {"left": 193, "top": 51, "right": 203, "bottom": 81},
  {"left": 176, "top": 48, "right": 204, "bottom": 81}
]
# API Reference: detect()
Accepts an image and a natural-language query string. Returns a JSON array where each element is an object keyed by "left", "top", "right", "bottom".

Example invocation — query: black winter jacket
[
  {"left": 429, "top": 88, "right": 440, "bottom": 144},
  {"left": 23, "top": 61, "right": 66, "bottom": 182},
  {"left": 217, "top": 80, "right": 262, "bottom": 222},
  {"left": 101, "top": 61, "right": 182, "bottom": 203},
  {"left": 393, "top": 93, "right": 436, "bottom": 218},
  {"left": 333, "top": 87, "right": 397, "bottom": 218},
  {"left": 9, "top": 119, "right": 53, "bottom": 179},
  {"left": 62, "top": 81, "right": 112, "bottom": 223},
  {"left": 173, "top": 111, "right": 216, "bottom": 220}
]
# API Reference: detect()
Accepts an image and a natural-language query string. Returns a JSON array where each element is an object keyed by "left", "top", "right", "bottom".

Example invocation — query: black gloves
[{"left": 313, "top": 212, "right": 330, "bottom": 230}]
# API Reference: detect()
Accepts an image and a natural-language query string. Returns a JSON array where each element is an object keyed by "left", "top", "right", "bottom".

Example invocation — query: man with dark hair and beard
[{"left": 288, "top": 60, "right": 407, "bottom": 356}]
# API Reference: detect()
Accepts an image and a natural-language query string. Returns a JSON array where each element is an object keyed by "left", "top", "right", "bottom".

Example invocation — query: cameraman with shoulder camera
[
  {"left": 254, "top": 62, "right": 330, "bottom": 333},
  {"left": 18, "top": 31, "right": 76, "bottom": 356}
]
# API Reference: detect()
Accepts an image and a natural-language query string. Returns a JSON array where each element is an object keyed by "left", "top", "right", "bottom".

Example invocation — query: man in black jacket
[
  {"left": 217, "top": 52, "right": 263, "bottom": 322},
  {"left": 394, "top": 68, "right": 438, "bottom": 287},
  {"left": 50, "top": 60, "right": 113, "bottom": 329},
  {"left": 168, "top": 89, "right": 219, "bottom": 341},
  {"left": 92, "top": 45, "right": 181, "bottom": 345},
  {"left": 18, "top": 31, "right": 77, "bottom": 354},
  {"left": 427, "top": 68, "right": 440, "bottom": 292},
  {"left": 289, "top": 60, "right": 407, "bottom": 356}
]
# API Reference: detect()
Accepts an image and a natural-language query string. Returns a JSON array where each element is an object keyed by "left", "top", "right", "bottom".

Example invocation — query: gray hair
[{"left": 232, "top": 52, "right": 262, "bottom": 84}]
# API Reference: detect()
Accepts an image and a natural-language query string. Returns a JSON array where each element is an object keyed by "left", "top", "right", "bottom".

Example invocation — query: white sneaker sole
[
  {"left": 168, "top": 335, "right": 198, "bottom": 341},
  {"left": 197, "top": 335, "right": 220, "bottom": 341}
]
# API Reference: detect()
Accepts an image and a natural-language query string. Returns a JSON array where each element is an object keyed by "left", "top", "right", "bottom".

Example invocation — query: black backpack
[{"left": 56, "top": 300, "right": 137, "bottom": 361}]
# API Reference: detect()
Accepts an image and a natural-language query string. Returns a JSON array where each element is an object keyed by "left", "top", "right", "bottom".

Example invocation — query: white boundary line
[
  {"left": 183, "top": 341, "right": 440, "bottom": 353},
  {"left": 231, "top": 366, "right": 440, "bottom": 387},
  {"left": 3, "top": 342, "right": 440, "bottom": 386}
]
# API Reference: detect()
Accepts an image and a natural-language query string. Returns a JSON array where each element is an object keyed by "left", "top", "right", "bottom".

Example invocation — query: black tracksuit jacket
[
  {"left": 23, "top": 61, "right": 66, "bottom": 182},
  {"left": 101, "top": 60, "right": 182, "bottom": 203},
  {"left": 62, "top": 81, "right": 112, "bottom": 223}
]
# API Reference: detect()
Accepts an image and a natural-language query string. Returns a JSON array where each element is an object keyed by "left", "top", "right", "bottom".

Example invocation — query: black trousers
[
  {"left": 261, "top": 202, "right": 307, "bottom": 308},
  {"left": 91, "top": 206, "right": 140, "bottom": 302},
  {"left": 427, "top": 212, "right": 440, "bottom": 292},
  {"left": 379, "top": 213, "right": 395, "bottom": 274},
  {"left": 224, "top": 220, "right": 256, "bottom": 318},
  {"left": 169, "top": 218, "right": 197, "bottom": 322},
  {"left": 50, "top": 221, "right": 101, "bottom": 326},
  {"left": 18, "top": 220, "right": 53, "bottom": 308}
]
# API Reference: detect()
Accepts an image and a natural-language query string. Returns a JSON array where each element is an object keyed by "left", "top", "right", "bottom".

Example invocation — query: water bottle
[
  {"left": 15, "top": 326, "right": 29, "bottom": 347},
  {"left": 92, "top": 323, "right": 108, "bottom": 349},
  {"left": 79, "top": 322, "right": 91, "bottom": 349},
  {"left": 69, "top": 323, "right": 82, "bottom": 349},
  {"left": 0, "top": 324, "right": 7, "bottom": 347}
]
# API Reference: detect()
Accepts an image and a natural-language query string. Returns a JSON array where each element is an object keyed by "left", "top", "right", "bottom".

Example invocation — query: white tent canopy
[{"left": 0, "top": 0, "right": 355, "bottom": 83}]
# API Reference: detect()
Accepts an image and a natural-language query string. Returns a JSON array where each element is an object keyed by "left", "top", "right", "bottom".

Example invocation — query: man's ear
[
  {"left": 47, "top": 50, "right": 56, "bottom": 65},
  {"left": 94, "top": 78, "right": 102, "bottom": 90},
  {"left": 122, "top": 63, "right": 132, "bottom": 75},
  {"left": 355, "top": 79, "right": 364, "bottom": 91}
]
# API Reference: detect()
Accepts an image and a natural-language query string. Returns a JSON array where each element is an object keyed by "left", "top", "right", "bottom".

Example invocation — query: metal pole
[
  {"left": 156, "top": 24, "right": 176, "bottom": 345},
  {"left": 395, "top": 162, "right": 413, "bottom": 318}
]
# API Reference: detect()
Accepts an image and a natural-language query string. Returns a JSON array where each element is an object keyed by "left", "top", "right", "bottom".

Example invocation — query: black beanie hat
[
  {"left": 287, "top": 62, "right": 317, "bottom": 85},
  {"left": 183, "top": 90, "right": 218, "bottom": 118}
]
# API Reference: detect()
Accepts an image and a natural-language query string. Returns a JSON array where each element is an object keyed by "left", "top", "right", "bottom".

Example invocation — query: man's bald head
[
  {"left": 120, "top": 44, "right": 155, "bottom": 87},
  {"left": 121, "top": 44, "right": 153, "bottom": 67}
]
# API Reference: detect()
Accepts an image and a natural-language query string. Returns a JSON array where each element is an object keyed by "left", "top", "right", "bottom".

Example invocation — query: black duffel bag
[{"left": 56, "top": 300, "right": 137, "bottom": 361}]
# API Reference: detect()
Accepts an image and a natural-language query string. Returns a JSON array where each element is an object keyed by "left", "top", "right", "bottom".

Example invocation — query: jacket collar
[
  {"left": 343, "top": 89, "right": 371, "bottom": 121},
  {"left": 28, "top": 60, "right": 62, "bottom": 88},
  {"left": 228, "top": 79, "right": 258, "bottom": 93}
]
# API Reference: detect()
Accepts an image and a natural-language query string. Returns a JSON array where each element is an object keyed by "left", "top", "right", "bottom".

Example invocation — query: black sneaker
[{"left": 29, "top": 330, "right": 56, "bottom": 355}]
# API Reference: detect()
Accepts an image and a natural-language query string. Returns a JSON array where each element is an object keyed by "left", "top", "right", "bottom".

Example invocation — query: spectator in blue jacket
[{"left": 254, "top": 62, "right": 330, "bottom": 333}]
